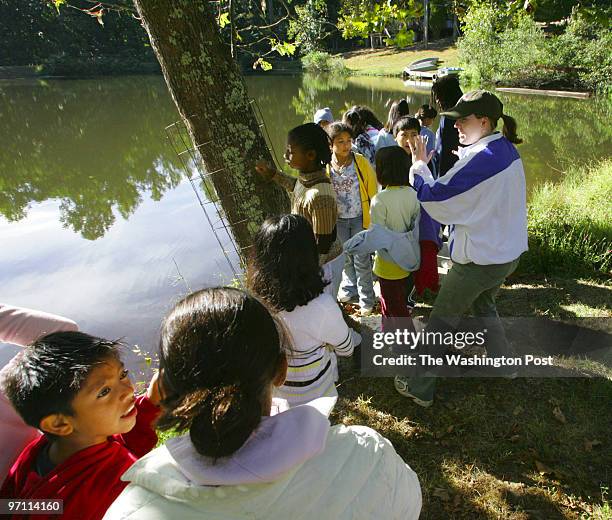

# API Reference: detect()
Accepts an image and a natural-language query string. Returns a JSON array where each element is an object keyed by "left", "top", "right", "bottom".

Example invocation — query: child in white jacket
[{"left": 104, "top": 287, "right": 422, "bottom": 520}]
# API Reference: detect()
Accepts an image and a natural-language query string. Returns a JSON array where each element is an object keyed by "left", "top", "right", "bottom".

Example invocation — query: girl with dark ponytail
[
  {"left": 156, "top": 287, "right": 287, "bottom": 459},
  {"left": 105, "top": 287, "right": 423, "bottom": 519}
]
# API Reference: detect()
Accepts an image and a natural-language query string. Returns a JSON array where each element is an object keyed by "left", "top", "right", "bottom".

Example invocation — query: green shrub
[
  {"left": 457, "top": 4, "right": 612, "bottom": 93},
  {"left": 521, "top": 159, "right": 612, "bottom": 277},
  {"left": 301, "top": 51, "right": 347, "bottom": 74}
]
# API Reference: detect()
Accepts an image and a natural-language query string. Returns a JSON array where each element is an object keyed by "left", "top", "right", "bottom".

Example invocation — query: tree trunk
[
  {"left": 132, "top": 0, "right": 290, "bottom": 256},
  {"left": 423, "top": 0, "right": 429, "bottom": 46}
]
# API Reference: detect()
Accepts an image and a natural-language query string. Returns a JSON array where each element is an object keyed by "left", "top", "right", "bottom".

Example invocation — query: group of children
[
  {"left": 0, "top": 273, "right": 421, "bottom": 518},
  {"left": 261, "top": 100, "right": 444, "bottom": 322},
  {"left": 0, "top": 76, "right": 526, "bottom": 518},
  {"left": 0, "top": 97, "right": 442, "bottom": 518}
]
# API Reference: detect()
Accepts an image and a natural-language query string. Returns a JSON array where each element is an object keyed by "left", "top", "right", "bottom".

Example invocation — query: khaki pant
[{"left": 404, "top": 257, "right": 521, "bottom": 401}]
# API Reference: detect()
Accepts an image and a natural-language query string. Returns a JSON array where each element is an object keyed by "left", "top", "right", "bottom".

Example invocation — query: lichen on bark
[{"left": 132, "top": 0, "right": 289, "bottom": 254}]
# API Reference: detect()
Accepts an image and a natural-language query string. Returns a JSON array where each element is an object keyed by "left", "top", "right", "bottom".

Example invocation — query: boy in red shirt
[{"left": 0, "top": 331, "right": 161, "bottom": 520}]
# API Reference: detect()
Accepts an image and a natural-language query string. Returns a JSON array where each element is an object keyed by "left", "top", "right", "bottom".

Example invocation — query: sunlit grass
[{"left": 340, "top": 45, "right": 459, "bottom": 76}]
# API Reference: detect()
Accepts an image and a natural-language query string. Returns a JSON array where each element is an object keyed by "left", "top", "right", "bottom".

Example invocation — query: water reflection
[
  {"left": 0, "top": 76, "right": 183, "bottom": 239},
  {"left": 0, "top": 74, "right": 610, "bottom": 365}
]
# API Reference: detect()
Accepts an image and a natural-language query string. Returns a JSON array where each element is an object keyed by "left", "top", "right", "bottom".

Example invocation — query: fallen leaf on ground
[
  {"left": 552, "top": 406, "right": 567, "bottom": 424},
  {"left": 513, "top": 405, "right": 523, "bottom": 416},
  {"left": 548, "top": 397, "right": 561, "bottom": 406},
  {"left": 584, "top": 439, "right": 602, "bottom": 451},
  {"left": 510, "top": 434, "right": 520, "bottom": 442}
]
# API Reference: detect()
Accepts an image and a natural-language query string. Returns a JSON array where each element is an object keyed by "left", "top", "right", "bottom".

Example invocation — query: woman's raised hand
[{"left": 408, "top": 135, "right": 434, "bottom": 165}]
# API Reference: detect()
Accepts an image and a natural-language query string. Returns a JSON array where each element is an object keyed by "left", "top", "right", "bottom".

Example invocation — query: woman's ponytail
[
  {"left": 156, "top": 287, "right": 285, "bottom": 461},
  {"left": 501, "top": 114, "right": 522, "bottom": 144},
  {"left": 190, "top": 384, "right": 261, "bottom": 460}
]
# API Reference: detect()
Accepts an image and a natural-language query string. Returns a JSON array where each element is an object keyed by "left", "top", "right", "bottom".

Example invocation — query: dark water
[{"left": 1, "top": 73, "right": 610, "bottom": 369}]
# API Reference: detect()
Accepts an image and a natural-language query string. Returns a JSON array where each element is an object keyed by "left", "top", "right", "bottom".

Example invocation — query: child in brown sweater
[{"left": 256, "top": 123, "right": 343, "bottom": 298}]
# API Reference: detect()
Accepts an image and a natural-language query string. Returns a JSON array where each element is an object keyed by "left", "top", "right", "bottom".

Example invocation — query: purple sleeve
[{"left": 418, "top": 207, "right": 442, "bottom": 250}]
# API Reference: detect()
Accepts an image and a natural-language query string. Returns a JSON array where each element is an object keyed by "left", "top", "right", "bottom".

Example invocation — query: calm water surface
[{"left": 1, "top": 74, "right": 610, "bottom": 368}]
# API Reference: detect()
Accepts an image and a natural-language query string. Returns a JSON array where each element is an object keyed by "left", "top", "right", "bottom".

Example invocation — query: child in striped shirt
[{"left": 247, "top": 214, "right": 361, "bottom": 407}]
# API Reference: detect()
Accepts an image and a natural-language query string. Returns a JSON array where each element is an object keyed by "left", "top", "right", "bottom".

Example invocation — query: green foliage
[
  {"left": 270, "top": 39, "right": 296, "bottom": 57},
  {"left": 457, "top": 4, "right": 612, "bottom": 93},
  {"left": 218, "top": 12, "right": 230, "bottom": 28},
  {"left": 288, "top": 0, "right": 329, "bottom": 55},
  {"left": 253, "top": 57, "right": 273, "bottom": 71},
  {"left": 337, "top": 0, "right": 421, "bottom": 48},
  {"left": 301, "top": 50, "right": 347, "bottom": 73},
  {"left": 0, "top": 1, "right": 153, "bottom": 69},
  {"left": 521, "top": 159, "right": 612, "bottom": 277}
]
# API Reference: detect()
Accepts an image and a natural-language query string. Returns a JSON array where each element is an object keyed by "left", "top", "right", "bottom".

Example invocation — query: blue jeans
[{"left": 337, "top": 216, "right": 375, "bottom": 309}]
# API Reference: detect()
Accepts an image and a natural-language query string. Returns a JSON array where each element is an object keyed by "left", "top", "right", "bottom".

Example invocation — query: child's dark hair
[
  {"left": 416, "top": 104, "right": 437, "bottom": 120},
  {"left": 288, "top": 123, "right": 332, "bottom": 169},
  {"left": 356, "top": 106, "right": 383, "bottom": 130},
  {"left": 393, "top": 116, "right": 421, "bottom": 137},
  {"left": 375, "top": 146, "right": 412, "bottom": 187},
  {"left": 431, "top": 75, "right": 463, "bottom": 111},
  {"left": 0, "top": 332, "right": 121, "bottom": 433},
  {"left": 326, "top": 121, "right": 353, "bottom": 142},
  {"left": 157, "top": 287, "right": 286, "bottom": 460},
  {"left": 385, "top": 99, "right": 410, "bottom": 131},
  {"left": 247, "top": 214, "right": 326, "bottom": 312},
  {"left": 342, "top": 106, "right": 366, "bottom": 137}
]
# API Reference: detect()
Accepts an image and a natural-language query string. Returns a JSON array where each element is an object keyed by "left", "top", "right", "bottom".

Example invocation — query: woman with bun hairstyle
[{"left": 104, "top": 287, "right": 422, "bottom": 520}]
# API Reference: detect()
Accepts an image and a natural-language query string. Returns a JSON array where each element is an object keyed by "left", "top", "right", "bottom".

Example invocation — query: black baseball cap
[{"left": 440, "top": 90, "right": 504, "bottom": 120}]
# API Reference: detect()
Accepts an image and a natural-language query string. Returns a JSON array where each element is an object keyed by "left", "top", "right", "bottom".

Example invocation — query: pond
[{"left": 1, "top": 73, "right": 610, "bottom": 369}]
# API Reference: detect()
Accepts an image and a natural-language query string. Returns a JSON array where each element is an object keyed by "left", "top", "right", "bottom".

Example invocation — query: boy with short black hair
[{"left": 0, "top": 331, "right": 161, "bottom": 520}]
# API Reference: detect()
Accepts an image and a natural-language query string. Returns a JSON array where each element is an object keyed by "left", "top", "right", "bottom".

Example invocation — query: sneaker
[
  {"left": 338, "top": 294, "right": 358, "bottom": 304},
  {"left": 394, "top": 376, "right": 433, "bottom": 408},
  {"left": 406, "top": 286, "right": 417, "bottom": 309}
]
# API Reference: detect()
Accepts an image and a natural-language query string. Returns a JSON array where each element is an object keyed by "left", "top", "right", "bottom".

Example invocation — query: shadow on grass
[
  {"left": 335, "top": 271, "right": 611, "bottom": 517},
  {"left": 497, "top": 275, "right": 611, "bottom": 319},
  {"left": 332, "top": 373, "right": 611, "bottom": 519}
]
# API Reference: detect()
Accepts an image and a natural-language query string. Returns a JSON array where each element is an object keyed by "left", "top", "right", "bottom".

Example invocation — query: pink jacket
[{"left": 0, "top": 304, "right": 78, "bottom": 484}]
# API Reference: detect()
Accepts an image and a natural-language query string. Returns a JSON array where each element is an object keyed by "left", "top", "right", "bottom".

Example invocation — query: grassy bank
[
  {"left": 340, "top": 43, "right": 459, "bottom": 76},
  {"left": 522, "top": 158, "right": 612, "bottom": 277}
]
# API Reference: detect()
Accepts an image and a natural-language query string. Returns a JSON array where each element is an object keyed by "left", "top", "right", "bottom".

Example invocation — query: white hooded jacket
[
  {"left": 104, "top": 398, "right": 422, "bottom": 520},
  {"left": 410, "top": 133, "right": 528, "bottom": 265}
]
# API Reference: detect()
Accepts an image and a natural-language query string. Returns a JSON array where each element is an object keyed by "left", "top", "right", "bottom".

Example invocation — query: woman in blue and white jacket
[{"left": 395, "top": 90, "right": 528, "bottom": 408}]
